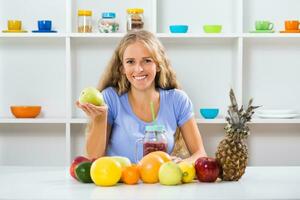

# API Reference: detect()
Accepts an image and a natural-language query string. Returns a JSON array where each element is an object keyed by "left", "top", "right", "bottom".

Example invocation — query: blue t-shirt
[{"left": 102, "top": 87, "right": 194, "bottom": 163}]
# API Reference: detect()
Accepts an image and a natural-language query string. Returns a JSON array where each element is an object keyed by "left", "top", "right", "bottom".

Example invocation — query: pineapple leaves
[{"left": 226, "top": 89, "right": 260, "bottom": 139}]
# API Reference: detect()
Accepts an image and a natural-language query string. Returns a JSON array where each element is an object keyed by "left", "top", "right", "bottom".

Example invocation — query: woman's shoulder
[
  {"left": 101, "top": 87, "right": 123, "bottom": 104},
  {"left": 101, "top": 87, "right": 121, "bottom": 97},
  {"left": 102, "top": 86, "right": 116, "bottom": 94}
]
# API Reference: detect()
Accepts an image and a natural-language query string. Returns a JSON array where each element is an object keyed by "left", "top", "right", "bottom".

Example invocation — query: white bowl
[{"left": 257, "top": 109, "right": 297, "bottom": 115}]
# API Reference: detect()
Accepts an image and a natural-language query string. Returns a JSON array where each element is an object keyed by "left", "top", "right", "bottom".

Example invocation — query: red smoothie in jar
[{"left": 143, "top": 141, "right": 167, "bottom": 156}]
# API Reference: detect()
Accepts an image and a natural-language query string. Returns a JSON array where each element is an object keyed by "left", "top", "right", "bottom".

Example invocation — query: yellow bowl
[{"left": 10, "top": 106, "right": 41, "bottom": 118}]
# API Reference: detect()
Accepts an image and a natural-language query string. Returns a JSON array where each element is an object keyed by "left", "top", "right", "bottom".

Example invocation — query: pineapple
[{"left": 215, "top": 89, "right": 259, "bottom": 181}]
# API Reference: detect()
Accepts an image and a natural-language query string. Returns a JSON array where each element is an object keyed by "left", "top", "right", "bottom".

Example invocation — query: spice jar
[
  {"left": 98, "top": 12, "right": 119, "bottom": 33},
  {"left": 126, "top": 8, "right": 144, "bottom": 31},
  {"left": 77, "top": 10, "right": 92, "bottom": 33}
]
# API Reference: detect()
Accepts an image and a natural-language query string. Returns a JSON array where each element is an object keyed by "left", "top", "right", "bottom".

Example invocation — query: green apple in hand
[{"left": 79, "top": 87, "right": 104, "bottom": 106}]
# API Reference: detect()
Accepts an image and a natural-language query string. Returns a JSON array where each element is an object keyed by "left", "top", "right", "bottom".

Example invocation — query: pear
[{"left": 79, "top": 87, "right": 104, "bottom": 106}]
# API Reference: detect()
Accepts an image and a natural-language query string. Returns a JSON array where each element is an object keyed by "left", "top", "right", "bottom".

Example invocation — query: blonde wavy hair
[
  {"left": 91, "top": 30, "right": 190, "bottom": 158},
  {"left": 97, "top": 30, "right": 179, "bottom": 94}
]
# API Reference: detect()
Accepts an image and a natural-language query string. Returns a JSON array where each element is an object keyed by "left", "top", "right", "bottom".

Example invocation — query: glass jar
[
  {"left": 135, "top": 125, "right": 168, "bottom": 162},
  {"left": 126, "top": 8, "right": 144, "bottom": 31},
  {"left": 77, "top": 10, "right": 92, "bottom": 33},
  {"left": 98, "top": 12, "right": 119, "bottom": 33}
]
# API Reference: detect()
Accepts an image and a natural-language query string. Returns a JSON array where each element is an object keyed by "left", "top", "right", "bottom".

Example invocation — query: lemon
[
  {"left": 90, "top": 157, "right": 122, "bottom": 186},
  {"left": 178, "top": 161, "right": 196, "bottom": 183}
]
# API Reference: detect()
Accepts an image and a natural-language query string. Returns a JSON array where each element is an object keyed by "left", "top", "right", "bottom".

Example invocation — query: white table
[{"left": 0, "top": 166, "right": 299, "bottom": 199}]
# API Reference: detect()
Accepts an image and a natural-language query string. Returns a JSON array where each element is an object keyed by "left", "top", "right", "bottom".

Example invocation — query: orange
[
  {"left": 138, "top": 154, "right": 164, "bottom": 184},
  {"left": 121, "top": 164, "right": 140, "bottom": 185},
  {"left": 149, "top": 151, "right": 172, "bottom": 162}
]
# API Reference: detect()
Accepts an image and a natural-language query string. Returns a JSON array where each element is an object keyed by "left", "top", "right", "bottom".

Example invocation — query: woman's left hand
[{"left": 171, "top": 156, "right": 182, "bottom": 163}]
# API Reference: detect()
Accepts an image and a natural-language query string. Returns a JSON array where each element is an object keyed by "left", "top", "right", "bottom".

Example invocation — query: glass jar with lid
[
  {"left": 98, "top": 12, "right": 119, "bottom": 33},
  {"left": 126, "top": 8, "right": 144, "bottom": 31},
  {"left": 77, "top": 10, "right": 92, "bottom": 33},
  {"left": 135, "top": 125, "right": 168, "bottom": 162}
]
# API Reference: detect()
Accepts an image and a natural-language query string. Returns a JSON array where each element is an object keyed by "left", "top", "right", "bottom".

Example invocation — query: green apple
[
  {"left": 110, "top": 156, "right": 131, "bottom": 168},
  {"left": 159, "top": 161, "right": 182, "bottom": 186},
  {"left": 79, "top": 87, "right": 104, "bottom": 106}
]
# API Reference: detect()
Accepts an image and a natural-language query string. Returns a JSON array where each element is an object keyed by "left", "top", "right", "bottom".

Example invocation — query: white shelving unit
[{"left": 1, "top": 0, "right": 300, "bottom": 166}]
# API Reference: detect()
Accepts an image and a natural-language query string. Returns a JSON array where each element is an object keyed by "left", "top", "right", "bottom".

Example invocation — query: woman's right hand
[{"left": 76, "top": 101, "right": 108, "bottom": 121}]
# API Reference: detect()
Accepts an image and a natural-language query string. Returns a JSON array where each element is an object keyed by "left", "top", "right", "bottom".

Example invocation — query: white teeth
[{"left": 134, "top": 75, "right": 146, "bottom": 80}]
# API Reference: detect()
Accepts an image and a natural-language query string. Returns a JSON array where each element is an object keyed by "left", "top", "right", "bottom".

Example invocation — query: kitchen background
[{"left": 0, "top": 0, "right": 300, "bottom": 166}]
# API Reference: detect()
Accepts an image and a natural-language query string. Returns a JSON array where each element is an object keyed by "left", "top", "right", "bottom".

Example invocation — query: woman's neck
[
  {"left": 129, "top": 87, "right": 159, "bottom": 106},
  {"left": 128, "top": 87, "right": 160, "bottom": 121}
]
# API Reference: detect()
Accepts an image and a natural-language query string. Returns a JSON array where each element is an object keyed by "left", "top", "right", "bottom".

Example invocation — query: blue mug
[{"left": 38, "top": 20, "right": 52, "bottom": 31}]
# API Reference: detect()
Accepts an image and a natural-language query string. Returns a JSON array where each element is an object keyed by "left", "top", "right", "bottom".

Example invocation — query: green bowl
[{"left": 203, "top": 25, "right": 222, "bottom": 33}]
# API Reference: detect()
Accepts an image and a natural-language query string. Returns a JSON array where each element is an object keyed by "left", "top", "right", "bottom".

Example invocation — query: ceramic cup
[
  {"left": 38, "top": 20, "right": 52, "bottom": 31},
  {"left": 255, "top": 21, "right": 274, "bottom": 30},
  {"left": 284, "top": 20, "right": 300, "bottom": 30},
  {"left": 8, "top": 20, "right": 22, "bottom": 30}
]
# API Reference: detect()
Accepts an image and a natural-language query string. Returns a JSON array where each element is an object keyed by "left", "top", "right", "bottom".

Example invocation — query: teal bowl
[
  {"left": 169, "top": 25, "right": 188, "bottom": 33},
  {"left": 200, "top": 108, "right": 219, "bottom": 119},
  {"left": 203, "top": 25, "right": 222, "bottom": 33}
]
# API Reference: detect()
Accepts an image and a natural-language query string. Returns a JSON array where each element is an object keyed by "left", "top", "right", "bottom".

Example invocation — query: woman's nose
[{"left": 134, "top": 64, "right": 144, "bottom": 72}]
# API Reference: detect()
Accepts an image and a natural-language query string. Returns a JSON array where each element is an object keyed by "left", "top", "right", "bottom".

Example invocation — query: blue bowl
[
  {"left": 200, "top": 108, "right": 219, "bottom": 119},
  {"left": 169, "top": 25, "right": 188, "bottom": 33}
]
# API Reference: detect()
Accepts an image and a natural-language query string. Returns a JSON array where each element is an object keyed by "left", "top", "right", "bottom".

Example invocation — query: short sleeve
[
  {"left": 101, "top": 87, "right": 118, "bottom": 125},
  {"left": 173, "top": 89, "right": 194, "bottom": 127}
]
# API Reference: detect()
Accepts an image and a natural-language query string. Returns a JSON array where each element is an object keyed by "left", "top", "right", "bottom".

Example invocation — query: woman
[{"left": 76, "top": 30, "right": 207, "bottom": 163}]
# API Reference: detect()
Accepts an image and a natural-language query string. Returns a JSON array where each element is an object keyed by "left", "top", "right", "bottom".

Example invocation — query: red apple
[
  {"left": 195, "top": 157, "right": 220, "bottom": 182},
  {"left": 69, "top": 156, "right": 90, "bottom": 180}
]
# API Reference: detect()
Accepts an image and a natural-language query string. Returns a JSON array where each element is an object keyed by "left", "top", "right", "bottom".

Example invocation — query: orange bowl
[{"left": 10, "top": 106, "right": 41, "bottom": 118}]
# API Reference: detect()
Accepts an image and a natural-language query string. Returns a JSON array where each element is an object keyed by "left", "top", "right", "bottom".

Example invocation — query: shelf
[
  {"left": 68, "top": 118, "right": 300, "bottom": 125},
  {"left": 198, "top": 118, "right": 300, "bottom": 124},
  {"left": 1, "top": 117, "right": 300, "bottom": 124},
  {"left": 196, "top": 118, "right": 226, "bottom": 124},
  {"left": 0, "top": 33, "right": 66, "bottom": 38},
  {"left": 0, "top": 118, "right": 66, "bottom": 124},
  {"left": 70, "top": 118, "right": 89, "bottom": 124},
  {"left": 0, "top": 32, "right": 300, "bottom": 39},
  {"left": 70, "top": 33, "right": 125, "bottom": 38},
  {"left": 251, "top": 118, "right": 300, "bottom": 124},
  {"left": 157, "top": 33, "right": 239, "bottom": 38},
  {"left": 243, "top": 33, "right": 300, "bottom": 38}
]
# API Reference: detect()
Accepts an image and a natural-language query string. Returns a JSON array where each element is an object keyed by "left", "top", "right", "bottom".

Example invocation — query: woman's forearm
[{"left": 85, "top": 115, "right": 108, "bottom": 159}]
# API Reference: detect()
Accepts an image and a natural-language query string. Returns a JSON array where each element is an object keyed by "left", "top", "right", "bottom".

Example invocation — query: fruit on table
[
  {"left": 158, "top": 161, "right": 182, "bottom": 186},
  {"left": 110, "top": 156, "right": 132, "bottom": 183},
  {"left": 70, "top": 156, "right": 90, "bottom": 180},
  {"left": 138, "top": 154, "right": 164, "bottom": 184},
  {"left": 148, "top": 151, "right": 172, "bottom": 162},
  {"left": 110, "top": 156, "right": 131, "bottom": 168},
  {"left": 90, "top": 157, "right": 122, "bottom": 186},
  {"left": 215, "top": 89, "right": 258, "bottom": 181},
  {"left": 195, "top": 157, "right": 220, "bottom": 182},
  {"left": 75, "top": 162, "right": 93, "bottom": 183},
  {"left": 79, "top": 87, "right": 104, "bottom": 106},
  {"left": 178, "top": 161, "right": 196, "bottom": 183},
  {"left": 121, "top": 164, "right": 140, "bottom": 185}
]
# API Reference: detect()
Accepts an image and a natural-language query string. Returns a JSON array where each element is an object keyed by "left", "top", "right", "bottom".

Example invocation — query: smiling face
[{"left": 122, "top": 41, "right": 159, "bottom": 92}]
